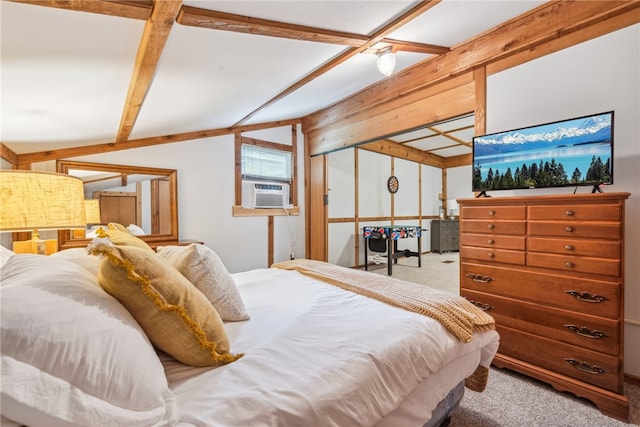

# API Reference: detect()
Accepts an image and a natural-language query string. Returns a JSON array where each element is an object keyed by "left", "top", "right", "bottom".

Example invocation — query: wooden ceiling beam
[
  {"left": 232, "top": 0, "right": 441, "bottom": 127},
  {"left": 177, "top": 6, "right": 448, "bottom": 55},
  {"left": 360, "top": 140, "right": 446, "bottom": 169},
  {"left": 115, "top": 0, "right": 183, "bottom": 142},
  {"left": 15, "top": 118, "right": 301, "bottom": 167},
  {"left": 427, "top": 125, "right": 472, "bottom": 148},
  {"left": 7, "top": 0, "right": 153, "bottom": 20}
]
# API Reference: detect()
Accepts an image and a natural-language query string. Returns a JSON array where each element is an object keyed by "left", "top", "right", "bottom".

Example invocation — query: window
[
  {"left": 241, "top": 144, "right": 291, "bottom": 182},
  {"left": 234, "top": 131, "right": 299, "bottom": 215}
]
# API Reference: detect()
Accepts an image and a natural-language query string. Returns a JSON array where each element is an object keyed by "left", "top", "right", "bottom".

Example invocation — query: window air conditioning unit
[{"left": 242, "top": 180, "right": 291, "bottom": 208}]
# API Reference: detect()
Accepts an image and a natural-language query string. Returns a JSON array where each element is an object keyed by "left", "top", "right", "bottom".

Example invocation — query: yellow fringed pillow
[
  {"left": 88, "top": 239, "right": 242, "bottom": 367},
  {"left": 95, "top": 224, "right": 153, "bottom": 251}
]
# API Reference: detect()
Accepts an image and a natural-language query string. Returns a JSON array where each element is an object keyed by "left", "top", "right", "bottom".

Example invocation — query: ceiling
[{"left": 1, "top": 0, "right": 546, "bottom": 158}]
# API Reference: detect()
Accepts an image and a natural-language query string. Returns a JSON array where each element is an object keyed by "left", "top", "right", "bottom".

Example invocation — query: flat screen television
[{"left": 472, "top": 111, "right": 614, "bottom": 194}]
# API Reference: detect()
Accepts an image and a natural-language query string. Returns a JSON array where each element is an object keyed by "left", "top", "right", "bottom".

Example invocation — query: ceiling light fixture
[{"left": 376, "top": 46, "right": 396, "bottom": 77}]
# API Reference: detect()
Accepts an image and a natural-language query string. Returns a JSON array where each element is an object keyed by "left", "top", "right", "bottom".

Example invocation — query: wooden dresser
[{"left": 458, "top": 192, "right": 630, "bottom": 421}]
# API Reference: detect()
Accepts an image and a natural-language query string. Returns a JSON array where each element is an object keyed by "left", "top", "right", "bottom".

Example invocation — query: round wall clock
[{"left": 387, "top": 175, "right": 399, "bottom": 194}]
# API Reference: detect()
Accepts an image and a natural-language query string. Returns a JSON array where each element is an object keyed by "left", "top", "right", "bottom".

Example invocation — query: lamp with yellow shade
[
  {"left": 72, "top": 199, "right": 102, "bottom": 239},
  {"left": 0, "top": 170, "right": 87, "bottom": 255}
]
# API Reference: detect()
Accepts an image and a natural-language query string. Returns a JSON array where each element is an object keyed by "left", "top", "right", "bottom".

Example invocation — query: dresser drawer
[
  {"left": 462, "top": 289, "right": 619, "bottom": 356},
  {"left": 460, "top": 246, "right": 525, "bottom": 265},
  {"left": 528, "top": 221, "right": 621, "bottom": 239},
  {"left": 528, "top": 204, "right": 621, "bottom": 221},
  {"left": 527, "top": 252, "right": 620, "bottom": 277},
  {"left": 527, "top": 237, "right": 620, "bottom": 259},
  {"left": 461, "top": 233, "right": 525, "bottom": 250},
  {"left": 460, "top": 220, "right": 526, "bottom": 235},
  {"left": 460, "top": 262, "right": 620, "bottom": 318},
  {"left": 496, "top": 326, "right": 622, "bottom": 393},
  {"left": 461, "top": 206, "right": 525, "bottom": 220}
]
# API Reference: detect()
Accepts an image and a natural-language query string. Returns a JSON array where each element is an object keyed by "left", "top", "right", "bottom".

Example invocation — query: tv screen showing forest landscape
[{"left": 472, "top": 111, "right": 613, "bottom": 192}]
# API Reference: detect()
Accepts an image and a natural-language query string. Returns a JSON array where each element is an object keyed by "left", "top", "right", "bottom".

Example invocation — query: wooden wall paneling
[
  {"left": 307, "top": 81, "right": 475, "bottom": 156},
  {"left": 308, "top": 154, "right": 327, "bottom": 261},
  {"left": 304, "top": 71, "right": 473, "bottom": 137}
]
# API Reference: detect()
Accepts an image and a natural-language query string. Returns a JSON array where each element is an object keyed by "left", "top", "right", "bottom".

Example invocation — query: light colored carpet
[{"left": 365, "top": 252, "right": 639, "bottom": 426}]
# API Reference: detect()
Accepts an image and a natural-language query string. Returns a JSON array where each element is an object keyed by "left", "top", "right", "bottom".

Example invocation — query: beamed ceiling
[{"left": 1, "top": 1, "right": 639, "bottom": 169}]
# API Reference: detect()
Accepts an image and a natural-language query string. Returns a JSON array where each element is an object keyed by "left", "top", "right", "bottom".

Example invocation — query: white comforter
[{"left": 164, "top": 268, "right": 499, "bottom": 427}]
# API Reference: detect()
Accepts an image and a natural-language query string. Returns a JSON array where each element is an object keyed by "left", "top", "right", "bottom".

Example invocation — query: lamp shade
[
  {"left": 0, "top": 170, "right": 87, "bottom": 232},
  {"left": 447, "top": 199, "right": 458, "bottom": 212},
  {"left": 84, "top": 199, "right": 101, "bottom": 224}
]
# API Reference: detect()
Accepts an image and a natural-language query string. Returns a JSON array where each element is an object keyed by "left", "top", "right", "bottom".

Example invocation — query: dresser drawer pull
[
  {"left": 565, "top": 226, "right": 574, "bottom": 232},
  {"left": 487, "top": 224, "right": 495, "bottom": 229},
  {"left": 465, "top": 273, "right": 493, "bottom": 283},
  {"left": 488, "top": 252, "right": 495, "bottom": 258},
  {"left": 565, "top": 290, "right": 607, "bottom": 303},
  {"left": 564, "top": 325, "right": 608, "bottom": 339},
  {"left": 565, "top": 262, "right": 573, "bottom": 268},
  {"left": 468, "top": 299, "right": 493, "bottom": 311},
  {"left": 488, "top": 239, "right": 495, "bottom": 244},
  {"left": 565, "top": 245, "right": 574, "bottom": 251},
  {"left": 564, "top": 358, "right": 608, "bottom": 375},
  {"left": 488, "top": 210, "right": 495, "bottom": 216},
  {"left": 565, "top": 210, "right": 574, "bottom": 216}
]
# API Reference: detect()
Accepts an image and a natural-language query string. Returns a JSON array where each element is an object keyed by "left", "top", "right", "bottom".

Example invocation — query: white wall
[
  {"left": 484, "top": 24, "right": 640, "bottom": 376},
  {"left": 327, "top": 148, "right": 439, "bottom": 265},
  {"left": 25, "top": 126, "right": 306, "bottom": 273}
]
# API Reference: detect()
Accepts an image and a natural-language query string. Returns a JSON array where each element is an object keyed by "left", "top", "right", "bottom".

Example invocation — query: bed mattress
[{"left": 164, "top": 267, "right": 499, "bottom": 427}]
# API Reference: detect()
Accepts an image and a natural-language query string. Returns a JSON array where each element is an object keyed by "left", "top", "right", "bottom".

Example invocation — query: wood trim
[
  {"left": 354, "top": 148, "right": 360, "bottom": 266},
  {"left": 7, "top": 0, "right": 153, "bottom": 20},
  {"left": 16, "top": 118, "right": 300, "bottom": 167},
  {"left": 474, "top": 67, "right": 487, "bottom": 138},
  {"left": 268, "top": 216, "right": 274, "bottom": 267},
  {"left": 291, "top": 125, "right": 298, "bottom": 206},
  {"left": 0, "top": 143, "right": 19, "bottom": 167},
  {"left": 232, "top": 206, "right": 299, "bottom": 217},
  {"left": 308, "top": 154, "right": 327, "bottom": 261},
  {"left": 234, "top": 133, "right": 242, "bottom": 206}
]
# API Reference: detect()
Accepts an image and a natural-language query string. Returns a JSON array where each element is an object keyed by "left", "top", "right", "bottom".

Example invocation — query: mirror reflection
[{"left": 57, "top": 161, "right": 178, "bottom": 249}]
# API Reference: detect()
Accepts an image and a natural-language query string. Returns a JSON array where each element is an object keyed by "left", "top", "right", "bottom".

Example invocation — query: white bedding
[{"left": 165, "top": 268, "right": 499, "bottom": 427}]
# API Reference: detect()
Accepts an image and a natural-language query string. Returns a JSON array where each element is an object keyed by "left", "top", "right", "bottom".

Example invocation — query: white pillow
[
  {"left": 0, "top": 245, "right": 15, "bottom": 268},
  {"left": 127, "top": 223, "right": 146, "bottom": 235},
  {"left": 0, "top": 254, "right": 177, "bottom": 426},
  {"left": 157, "top": 244, "right": 250, "bottom": 321},
  {"left": 50, "top": 247, "right": 101, "bottom": 276}
]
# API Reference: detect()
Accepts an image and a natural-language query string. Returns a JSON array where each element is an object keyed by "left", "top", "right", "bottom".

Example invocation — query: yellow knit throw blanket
[{"left": 271, "top": 259, "right": 495, "bottom": 343}]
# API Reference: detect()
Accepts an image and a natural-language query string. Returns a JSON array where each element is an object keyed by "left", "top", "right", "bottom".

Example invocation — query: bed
[{"left": 0, "top": 237, "right": 499, "bottom": 427}]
